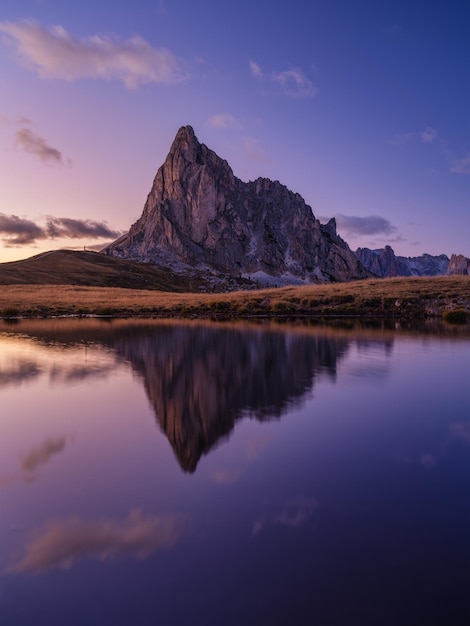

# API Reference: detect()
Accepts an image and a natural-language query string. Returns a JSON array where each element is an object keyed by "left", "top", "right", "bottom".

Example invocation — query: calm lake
[{"left": 0, "top": 318, "right": 469, "bottom": 625}]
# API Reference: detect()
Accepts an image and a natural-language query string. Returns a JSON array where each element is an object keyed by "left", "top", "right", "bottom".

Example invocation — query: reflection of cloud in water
[
  {"left": 211, "top": 433, "right": 274, "bottom": 484},
  {"left": 244, "top": 433, "right": 274, "bottom": 462},
  {"left": 21, "top": 437, "right": 67, "bottom": 475},
  {"left": 0, "top": 474, "right": 15, "bottom": 488},
  {"left": 0, "top": 359, "right": 115, "bottom": 387},
  {"left": 450, "top": 422, "right": 470, "bottom": 444},
  {"left": 7, "top": 510, "right": 187, "bottom": 574},
  {"left": 48, "top": 361, "right": 116, "bottom": 383},
  {"left": 389, "top": 421, "right": 470, "bottom": 470},
  {"left": 420, "top": 453, "right": 437, "bottom": 469},
  {"left": 0, "top": 335, "right": 118, "bottom": 388},
  {"left": 212, "top": 468, "right": 245, "bottom": 485},
  {"left": 0, "top": 436, "right": 68, "bottom": 488},
  {"left": 0, "top": 360, "right": 42, "bottom": 387},
  {"left": 252, "top": 497, "right": 317, "bottom": 535},
  {"left": 2, "top": 321, "right": 400, "bottom": 473}
]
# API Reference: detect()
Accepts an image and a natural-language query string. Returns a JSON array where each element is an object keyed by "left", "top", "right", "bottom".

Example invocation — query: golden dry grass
[{"left": 1, "top": 276, "right": 469, "bottom": 320}]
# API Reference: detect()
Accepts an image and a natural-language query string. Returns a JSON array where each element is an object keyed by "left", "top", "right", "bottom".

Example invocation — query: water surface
[{"left": 0, "top": 319, "right": 469, "bottom": 625}]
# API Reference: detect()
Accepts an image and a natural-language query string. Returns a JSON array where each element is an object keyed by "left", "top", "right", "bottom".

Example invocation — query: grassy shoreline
[{"left": 1, "top": 276, "right": 469, "bottom": 323}]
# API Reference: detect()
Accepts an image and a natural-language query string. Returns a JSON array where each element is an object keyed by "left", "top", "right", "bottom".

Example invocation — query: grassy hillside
[
  {"left": 1, "top": 276, "right": 469, "bottom": 322},
  {"left": 0, "top": 249, "right": 201, "bottom": 292}
]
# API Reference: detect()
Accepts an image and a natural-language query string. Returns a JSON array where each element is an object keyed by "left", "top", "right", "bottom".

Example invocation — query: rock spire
[{"left": 104, "top": 125, "right": 370, "bottom": 285}]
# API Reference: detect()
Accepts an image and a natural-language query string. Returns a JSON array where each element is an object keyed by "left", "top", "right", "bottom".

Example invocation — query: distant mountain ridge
[
  {"left": 104, "top": 125, "right": 371, "bottom": 286},
  {"left": 355, "top": 246, "right": 469, "bottom": 277}
]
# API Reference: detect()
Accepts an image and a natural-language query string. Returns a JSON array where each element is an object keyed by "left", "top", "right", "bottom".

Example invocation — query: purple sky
[{"left": 0, "top": 0, "right": 469, "bottom": 262}]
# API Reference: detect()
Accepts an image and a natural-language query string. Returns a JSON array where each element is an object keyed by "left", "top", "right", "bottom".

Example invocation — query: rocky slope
[
  {"left": 355, "top": 245, "right": 454, "bottom": 277},
  {"left": 447, "top": 254, "right": 470, "bottom": 275},
  {"left": 104, "top": 126, "right": 371, "bottom": 286}
]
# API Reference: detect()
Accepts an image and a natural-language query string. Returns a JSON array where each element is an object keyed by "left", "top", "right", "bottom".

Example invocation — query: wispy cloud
[
  {"left": 0, "top": 21, "right": 186, "bottom": 89},
  {"left": 0, "top": 213, "right": 45, "bottom": 245},
  {"left": 335, "top": 214, "right": 397, "bottom": 237},
  {"left": 250, "top": 60, "right": 317, "bottom": 98},
  {"left": 7, "top": 509, "right": 187, "bottom": 573},
  {"left": 15, "top": 126, "right": 70, "bottom": 165},
  {"left": 244, "top": 137, "right": 268, "bottom": 162},
  {"left": 45, "top": 217, "right": 122, "bottom": 239},
  {"left": 420, "top": 126, "right": 437, "bottom": 143},
  {"left": 389, "top": 127, "right": 438, "bottom": 146},
  {"left": 0, "top": 213, "right": 124, "bottom": 246},
  {"left": 271, "top": 68, "right": 317, "bottom": 98},
  {"left": 450, "top": 154, "right": 470, "bottom": 175},
  {"left": 249, "top": 60, "right": 263, "bottom": 79},
  {"left": 208, "top": 114, "right": 243, "bottom": 130}
]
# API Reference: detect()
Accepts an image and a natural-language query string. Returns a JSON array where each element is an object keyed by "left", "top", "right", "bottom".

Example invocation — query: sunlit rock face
[
  {"left": 104, "top": 125, "right": 370, "bottom": 285},
  {"left": 112, "top": 324, "right": 351, "bottom": 472},
  {"left": 355, "top": 246, "right": 451, "bottom": 277}
]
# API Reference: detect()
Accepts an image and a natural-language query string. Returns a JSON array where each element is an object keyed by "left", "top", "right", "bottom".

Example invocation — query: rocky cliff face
[
  {"left": 447, "top": 254, "right": 470, "bottom": 275},
  {"left": 104, "top": 126, "right": 370, "bottom": 286},
  {"left": 355, "top": 246, "right": 451, "bottom": 277}
]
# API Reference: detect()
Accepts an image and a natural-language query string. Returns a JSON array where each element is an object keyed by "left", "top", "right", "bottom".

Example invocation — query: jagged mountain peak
[
  {"left": 355, "top": 246, "right": 455, "bottom": 277},
  {"left": 169, "top": 125, "right": 203, "bottom": 161},
  {"left": 103, "top": 125, "right": 371, "bottom": 287},
  {"left": 175, "top": 124, "right": 195, "bottom": 141}
]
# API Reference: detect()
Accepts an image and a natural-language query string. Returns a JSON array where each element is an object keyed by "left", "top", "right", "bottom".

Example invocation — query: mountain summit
[{"left": 104, "top": 125, "right": 370, "bottom": 286}]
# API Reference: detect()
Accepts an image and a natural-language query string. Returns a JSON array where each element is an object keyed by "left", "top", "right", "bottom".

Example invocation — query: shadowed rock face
[
  {"left": 355, "top": 246, "right": 451, "bottom": 277},
  {"left": 111, "top": 324, "right": 351, "bottom": 472},
  {"left": 104, "top": 126, "right": 370, "bottom": 285},
  {"left": 447, "top": 254, "right": 470, "bottom": 275}
]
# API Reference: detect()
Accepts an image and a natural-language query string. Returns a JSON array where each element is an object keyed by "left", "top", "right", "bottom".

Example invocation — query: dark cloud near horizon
[
  {"left": 45, "top": 217, "right": 122, "bottom": 240},
  {"left": 0, "top": 212, "right": 123, "bottom": 246},
  {"left": 0, "top": 213, "right": 45, "bottom": 245},
  {"left": 15, "top": 127, "right": 69, "bottom": 165},
  {"left": 335, "top": 214, "right": 397, "bottom": 237}
]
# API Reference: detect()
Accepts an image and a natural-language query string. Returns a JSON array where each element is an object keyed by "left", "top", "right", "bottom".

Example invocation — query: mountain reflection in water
[
  {"left": 112, "top": 324, "right": 353, "bottom": 471},
  {"left": 0, "top": 320, "right": 359, "bottom": 472},
  {"left": 1, "top": 319, "right": 469, "bottom": 626}
]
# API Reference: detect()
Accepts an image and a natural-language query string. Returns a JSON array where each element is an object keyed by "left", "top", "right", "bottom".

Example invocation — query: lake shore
[{"left": 1, "top": 276, "right": 469, "bottom": 323}]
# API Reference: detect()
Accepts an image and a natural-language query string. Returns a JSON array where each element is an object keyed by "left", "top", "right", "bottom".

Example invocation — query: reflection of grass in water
[
  {"left": 443, "top": 308, "right": 468, "bottom": 324},
  {"left": 0, "top": 276, "right": 469, "bottom": 321},
  {"left": 3, "top": 307, "right": 20, "bottom": 318}
]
